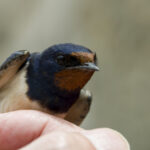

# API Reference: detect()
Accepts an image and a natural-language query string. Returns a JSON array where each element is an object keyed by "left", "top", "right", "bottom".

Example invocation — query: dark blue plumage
[
  {"left": 26, "top": 43, "right": 98, "bottom": 113},
  {"left": 49, "top": 43, "right": 92, "bottom": 54}
]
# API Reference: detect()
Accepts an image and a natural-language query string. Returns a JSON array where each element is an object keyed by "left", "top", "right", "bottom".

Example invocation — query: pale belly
[{"left": 0, "top": 70, "right": 66, "bottom": 118}]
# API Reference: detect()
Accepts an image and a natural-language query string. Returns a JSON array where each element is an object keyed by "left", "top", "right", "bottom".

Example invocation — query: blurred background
[{"left": 0, "top": 0, "right": 150, "bottom": 149}]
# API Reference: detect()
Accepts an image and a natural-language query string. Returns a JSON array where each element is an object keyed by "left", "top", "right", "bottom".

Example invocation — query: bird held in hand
[{"left": 0, "top": 43, "right": 99, "bottom": 125}]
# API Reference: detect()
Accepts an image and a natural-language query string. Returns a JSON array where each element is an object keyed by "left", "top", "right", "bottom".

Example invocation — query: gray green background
[{"left": 0, "top": 1, "right": 150, "bottom": 149}]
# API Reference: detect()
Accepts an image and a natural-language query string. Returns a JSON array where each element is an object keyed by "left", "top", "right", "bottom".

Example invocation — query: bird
[{"left": 0, "top": 43, "right": 99, "bottom": 125}]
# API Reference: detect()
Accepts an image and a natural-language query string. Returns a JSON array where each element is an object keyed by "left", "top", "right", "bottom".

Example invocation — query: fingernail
[
  {"left": 113, "top": 129, "right": 130, "bottom": 150},
  {"left": 83, "top": 128, "right": 130, "bottom": 150}
]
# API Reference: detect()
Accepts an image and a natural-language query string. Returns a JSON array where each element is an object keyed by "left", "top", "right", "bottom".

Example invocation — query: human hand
[{"left": 0, "top": 110, "right": 130, "bottom": 150}]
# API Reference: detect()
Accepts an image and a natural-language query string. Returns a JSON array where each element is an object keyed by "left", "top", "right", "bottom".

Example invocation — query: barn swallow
[{"left": 0, "top": 43, "right": 99, "bottom": 124}]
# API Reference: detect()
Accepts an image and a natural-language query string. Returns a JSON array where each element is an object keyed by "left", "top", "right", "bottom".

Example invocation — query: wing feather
[{"left": 0, "top": 50, "right": 30, "bottom": 89}]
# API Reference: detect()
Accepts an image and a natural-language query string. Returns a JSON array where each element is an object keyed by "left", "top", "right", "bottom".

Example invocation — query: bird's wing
[
  {"left": 65, "top": 89, "right": 92, "bottom": 125},
  {"left": 0, "top": 50, "right": 30, "bottom": 89}
]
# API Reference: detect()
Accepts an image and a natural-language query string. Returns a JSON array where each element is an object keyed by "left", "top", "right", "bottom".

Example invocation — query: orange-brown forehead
[{"left": 71, "top": 52, "right": 94, "bottom": 64}]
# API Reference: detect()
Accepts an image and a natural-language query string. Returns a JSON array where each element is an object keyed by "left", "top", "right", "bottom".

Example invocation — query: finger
[
  {"left": 0, "top": 110, "right": 130, "bottom": 150},
  {"left": 0, "top": 110, "right": 80, "bottom": 150},
  {"left": 21, "top": 128, "right": 130, "bottom": 150},
  {"left": 83, "top": 128, "right": 130, "bottom": 150},
  {"left": 21, "top": 131, "right": 96, "bottom": 150}
]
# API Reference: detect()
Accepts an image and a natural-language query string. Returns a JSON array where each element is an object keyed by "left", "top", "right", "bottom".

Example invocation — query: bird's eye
[
  {"left": 56, "top": 55, "right": 80, "bottom": 67},
  {"left": 56, "top": 55, "right": 65, "bottom": 65}
]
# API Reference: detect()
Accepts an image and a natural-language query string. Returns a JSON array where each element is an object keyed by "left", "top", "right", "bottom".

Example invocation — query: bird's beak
[
  {"left": 68, "top": 62, "right": 99, "bottom": 71},
  {"left": 79, "top": 62, "right": 99, "bottom": 71}
]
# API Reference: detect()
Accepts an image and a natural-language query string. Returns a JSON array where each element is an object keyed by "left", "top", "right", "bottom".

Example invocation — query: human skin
[{"left": 0, "top": 110, "right": 130, "bottom": 150}]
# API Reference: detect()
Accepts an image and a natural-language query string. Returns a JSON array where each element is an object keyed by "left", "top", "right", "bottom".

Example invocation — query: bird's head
[
  {"left": 39, "top": 43, "right": 99, "bottom": 92},
  {"left": 27, "top": 43, "right": 99, "bottom": 113}
]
